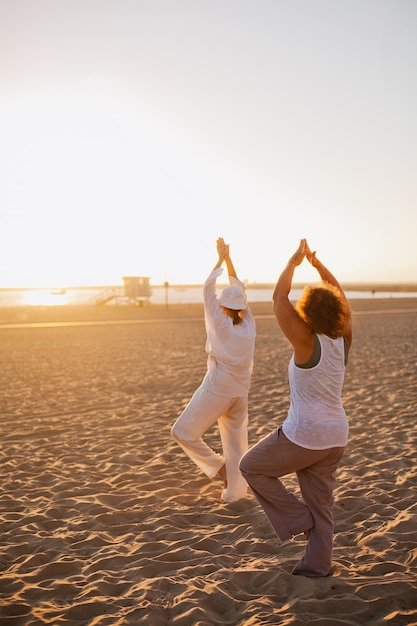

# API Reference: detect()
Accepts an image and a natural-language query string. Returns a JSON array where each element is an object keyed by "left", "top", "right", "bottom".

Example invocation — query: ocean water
[{"left": 0, "top": 285, "right": 416, "bottom": 308}]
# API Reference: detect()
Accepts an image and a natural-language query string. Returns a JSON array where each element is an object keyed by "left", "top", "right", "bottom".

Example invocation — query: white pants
[{"left": 171, "top": 385, "right": 249, "bottom": 502}]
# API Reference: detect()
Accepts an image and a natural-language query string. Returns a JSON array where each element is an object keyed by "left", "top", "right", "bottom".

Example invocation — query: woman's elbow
[{"left": 272, "top": 291, "right": 285, "bottom": 315}]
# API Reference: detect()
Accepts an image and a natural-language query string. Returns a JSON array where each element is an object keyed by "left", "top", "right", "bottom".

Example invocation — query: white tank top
[{"left": 282, "top": 334, "right": 348, "bottom": 450}]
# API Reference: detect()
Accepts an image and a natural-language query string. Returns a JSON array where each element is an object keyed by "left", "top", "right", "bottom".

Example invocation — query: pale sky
[{"left": 1, "top": 0, "right": 416, "bottom": 288}]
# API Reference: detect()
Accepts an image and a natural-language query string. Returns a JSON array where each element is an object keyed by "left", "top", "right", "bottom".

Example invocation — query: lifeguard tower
[
  {"left": 122, "top": 276, "right": 152, "bottom": 304},
  {"left": 94, "top": 276, "right": 152, "bottom": 306}
]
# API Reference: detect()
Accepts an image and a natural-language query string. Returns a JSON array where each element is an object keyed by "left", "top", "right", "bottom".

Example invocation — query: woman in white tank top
[{"left": 240, "top": 239, "right": 352, "bottom": 578}]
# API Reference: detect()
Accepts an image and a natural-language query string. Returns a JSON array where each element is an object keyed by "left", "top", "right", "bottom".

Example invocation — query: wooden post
[{"left": 164, "top": 281, "right": 169, "bottom": 309}]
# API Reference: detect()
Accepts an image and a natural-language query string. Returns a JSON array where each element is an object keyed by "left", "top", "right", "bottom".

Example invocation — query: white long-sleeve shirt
[{"left": 201, "top": 268, "right": 256, "bottom": 397}]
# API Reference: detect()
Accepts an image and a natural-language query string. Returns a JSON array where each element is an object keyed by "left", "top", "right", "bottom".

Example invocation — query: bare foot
[{"left": 217, "top": 464, "right": 227, "bottom": 488}]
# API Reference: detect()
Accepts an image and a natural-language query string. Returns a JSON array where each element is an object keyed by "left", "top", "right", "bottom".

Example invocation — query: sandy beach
[{"left": 1, "top": 298, "right": 416, "bottom": 625}]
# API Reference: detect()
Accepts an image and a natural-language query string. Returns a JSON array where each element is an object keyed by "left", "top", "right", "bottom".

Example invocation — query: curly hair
[{"left": 295, "top": 282, "right": 351, "bottom": 337}]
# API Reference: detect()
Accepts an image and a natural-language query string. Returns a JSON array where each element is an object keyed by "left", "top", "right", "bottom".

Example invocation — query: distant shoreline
[
  {"left": 1, "top": 282, "right": 416, "bottom": 293},
  {"left": 247, "top": 282, "right": 417, "bottom": 293}
]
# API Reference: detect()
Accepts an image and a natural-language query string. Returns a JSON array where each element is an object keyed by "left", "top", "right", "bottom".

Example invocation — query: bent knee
[
  {"left": 239, "top": 453, "right": 251, "bottom": 475},
  {"left": 171, "top": 423, "right": 196, "bottom": 444},
  {"left": 171, "top": 423, "right": 182, "bottom": 441}
]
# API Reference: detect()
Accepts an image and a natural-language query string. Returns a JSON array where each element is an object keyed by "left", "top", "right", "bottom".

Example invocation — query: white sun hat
[{"left": 219, "top": 286, "right": 247, "bottom": 310}]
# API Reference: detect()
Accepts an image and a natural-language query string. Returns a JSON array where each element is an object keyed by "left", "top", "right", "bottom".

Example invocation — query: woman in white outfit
[
  {"left": 240, "top": 239, "right": 352, "bottom": 577},
  {"left": 171, "top": 238, "right": 256, "bottom": 503}
]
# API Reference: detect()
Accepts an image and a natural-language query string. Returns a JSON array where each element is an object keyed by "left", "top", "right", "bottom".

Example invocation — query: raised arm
[
  {"left": 305, "top": 242, "right": 352, "bottom": 346},
  {"left": 273, "top": 239, "right": 314, "bottom": 361},
  {"left": 224, "top": 244, "right": 238, "bottom": 279},
  {"left": 305, "top": 242, "right": 345, "bottom": 298},
  {"left": 213, "top": 237, "right": 227, "bottom": 270},
  {"left": 214, "top": 237, "right": 238, "bottom": 279}
]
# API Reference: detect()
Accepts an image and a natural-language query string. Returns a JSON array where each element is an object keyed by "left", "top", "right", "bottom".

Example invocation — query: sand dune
[{"left": 1, "top": 299, "right": 416, "bottom": 625}]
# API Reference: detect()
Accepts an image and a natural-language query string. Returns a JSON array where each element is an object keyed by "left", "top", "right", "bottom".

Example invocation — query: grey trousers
[{"left": 239, "top": 427, "right": 345, "bottom": 577}]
